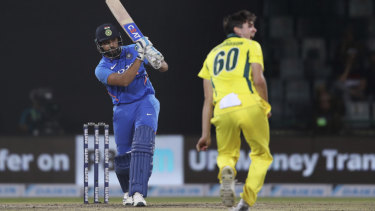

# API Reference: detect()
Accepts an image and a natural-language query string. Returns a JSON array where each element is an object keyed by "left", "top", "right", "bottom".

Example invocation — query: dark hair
[{"left": 223, "top": 10, "right": 256, "bottom": 35}]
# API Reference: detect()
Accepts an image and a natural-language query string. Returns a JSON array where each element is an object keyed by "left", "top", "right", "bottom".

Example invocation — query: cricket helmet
[{"left": 95, "top": 23, "right": 123, "bottom": 58}]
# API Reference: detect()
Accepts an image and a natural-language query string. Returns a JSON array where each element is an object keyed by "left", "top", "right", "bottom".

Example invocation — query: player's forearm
[
  {"left": 107, "top": 60, "right": 142, "bottom": 86},
  {"left": 119, "top": 60, "right": 142, "bottom": 86},
  {"left": 201, "top": 79, "right": 214, "bottom": 138},
  {"left": 201, "top": 99, "right": 213, "bottom": 138},
  {"left": 254, "top": 78, "right": 268, "bottom": 102},
  {"left": 251, "top": 63, "right": 269, "bottom": 102},
  {"left": 158, "top": 61, "right": 168, "bottom": 72}
]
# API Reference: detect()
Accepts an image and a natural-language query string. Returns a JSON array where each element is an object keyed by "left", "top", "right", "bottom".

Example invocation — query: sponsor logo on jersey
[
  {"left": 117, "top": 69, "right": 125, "bottom": 74},
  {"left": 117, "top": 62, "right": 133, "bottom": 74}
]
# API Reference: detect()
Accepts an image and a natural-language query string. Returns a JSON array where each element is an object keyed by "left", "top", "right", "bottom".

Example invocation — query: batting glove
[
  {"left": 137, "top": 37, "right": 152, "bottom": 49},
  {"left": 145, "top": 46, "right": 164, "bottom": 69},
  {"left": 135, "top": 37, "right": 153, "bottom": 61}
]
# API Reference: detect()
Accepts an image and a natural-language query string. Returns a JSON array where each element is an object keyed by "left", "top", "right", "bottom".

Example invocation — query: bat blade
[{"left": 105, "top": 0, "right": 144, "bottom": 42}]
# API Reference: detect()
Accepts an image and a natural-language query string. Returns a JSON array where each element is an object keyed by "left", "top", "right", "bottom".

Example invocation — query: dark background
[
  {"left": 0, "top": 0, "right": 262, "bottom": 135},
  {"left": 1, "top": 0, "right": 374, "bottom": 136}
]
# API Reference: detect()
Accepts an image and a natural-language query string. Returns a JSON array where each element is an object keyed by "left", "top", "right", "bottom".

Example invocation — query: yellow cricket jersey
[{"left": 198, "top": 34, "right": 265, "bottom": 112}]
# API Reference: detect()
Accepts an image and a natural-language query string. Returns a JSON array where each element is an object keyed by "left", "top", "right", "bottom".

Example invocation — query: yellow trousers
[{"left": 211, "top": 100, "right": 273, "bottom": 206}]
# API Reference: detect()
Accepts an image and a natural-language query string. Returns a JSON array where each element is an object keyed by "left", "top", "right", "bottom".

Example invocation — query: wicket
[{"left": 83, "top": 122, "right": 110, "bottom": 204}]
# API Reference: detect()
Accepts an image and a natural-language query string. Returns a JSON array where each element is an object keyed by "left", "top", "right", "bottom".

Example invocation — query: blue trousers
[{"left": 113, "top": 94, "right": 160, "bottom": 155}]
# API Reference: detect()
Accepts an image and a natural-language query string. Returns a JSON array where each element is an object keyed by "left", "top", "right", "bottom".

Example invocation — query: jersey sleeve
[
  {"left": 198, "top": 58, "right": 211, "bottom": 80},
  {"left": 248, "top": 41, "right": 264, "bottom": 70},
  {"left": 95, "top": 65, "right": 113, "bottom": 85},
  {"left": 143, "top": 57, "right": 149, "bottom": 66}
]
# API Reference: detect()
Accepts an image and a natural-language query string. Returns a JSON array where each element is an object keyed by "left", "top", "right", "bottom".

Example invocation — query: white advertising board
[{"left": 75, "top": 135, "right": 183, "bottom": 187}]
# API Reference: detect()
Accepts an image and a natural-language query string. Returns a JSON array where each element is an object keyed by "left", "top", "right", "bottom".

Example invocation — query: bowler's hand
[{"left": 196, "top": 136, "right": 211, "bottom": 152}]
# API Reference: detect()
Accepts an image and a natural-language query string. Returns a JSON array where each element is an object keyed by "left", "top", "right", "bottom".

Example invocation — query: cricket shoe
[
  {"left": 122, "top": 192, "right": 133, "bottom": 206},
  {"left": 232, "top": 198, "right": 250, "bottom": 211},
  {"left": 220, "top": 166, "right": 235, "bottom": 207},
  {"left": 133, "top": 192, "right": 147, "bottom": 207}
]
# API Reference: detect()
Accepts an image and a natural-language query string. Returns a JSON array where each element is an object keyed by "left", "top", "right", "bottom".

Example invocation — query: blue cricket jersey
[{"left": 95, "top": 45, "right": 155, "bottom": 104}]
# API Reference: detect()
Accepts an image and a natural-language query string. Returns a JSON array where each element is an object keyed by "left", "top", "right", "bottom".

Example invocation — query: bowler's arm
[
  {"left": 196, "top": 79, "right": 213, "bottom": 152},
  {"left": 251, "top": 63, "right": 268, "bottom": 102},
  {"left": 251, "top": 63, "right": 271, "bottom": 118}
]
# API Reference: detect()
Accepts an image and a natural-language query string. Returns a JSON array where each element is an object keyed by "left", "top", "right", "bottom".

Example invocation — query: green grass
[
  {"left": 258, "top": 197, "right": 375, "bottom": 202},
  {"left": 2, "top": 196, "right": 375, "bottom": 203},
  {"left": 0, "top": 197, "right": 221, "bottom": 203},
  {"left": 1, "top": 197, "right": 375, "bottom": 211}
]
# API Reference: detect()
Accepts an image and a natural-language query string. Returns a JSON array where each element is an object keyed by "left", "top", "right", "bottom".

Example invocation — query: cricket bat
[{"left": 105, "top": 0, "right": 144, "bottom": 42}]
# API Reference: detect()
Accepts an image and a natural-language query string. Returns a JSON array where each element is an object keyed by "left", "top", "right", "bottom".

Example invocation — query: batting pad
[
  {"left": 114, "top": 153, "right": 131, "bottom": 193},
  {"left": 129, "top": 125, "right": 155, "bottom": 197}
]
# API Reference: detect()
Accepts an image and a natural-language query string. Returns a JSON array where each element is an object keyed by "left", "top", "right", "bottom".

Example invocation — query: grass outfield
[{"left": 1, "top": 197, "right": 375, "bottom": 210}]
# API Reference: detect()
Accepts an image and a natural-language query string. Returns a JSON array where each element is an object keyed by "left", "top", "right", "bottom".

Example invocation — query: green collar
[{"left": 227, "top": 33, "right": 240, "bottom": 38}]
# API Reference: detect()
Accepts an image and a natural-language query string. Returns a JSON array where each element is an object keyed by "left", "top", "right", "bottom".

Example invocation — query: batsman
[{"left": 94, "top": 23, "right": 168, "bottom": 206}]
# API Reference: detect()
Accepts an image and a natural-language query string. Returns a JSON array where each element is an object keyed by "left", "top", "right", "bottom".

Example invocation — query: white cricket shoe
[
  {"left": 122, "top": 192, "right": 133, "bottom": 206},
  {"left": 133, "top": 192, "right": 147, "bottom": 207},
  {"left": 232, "top": 198, "right": 250, "bottom": 211},
  {"left": 220, "top": 166, "right": 235, "bottom": 207}
]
